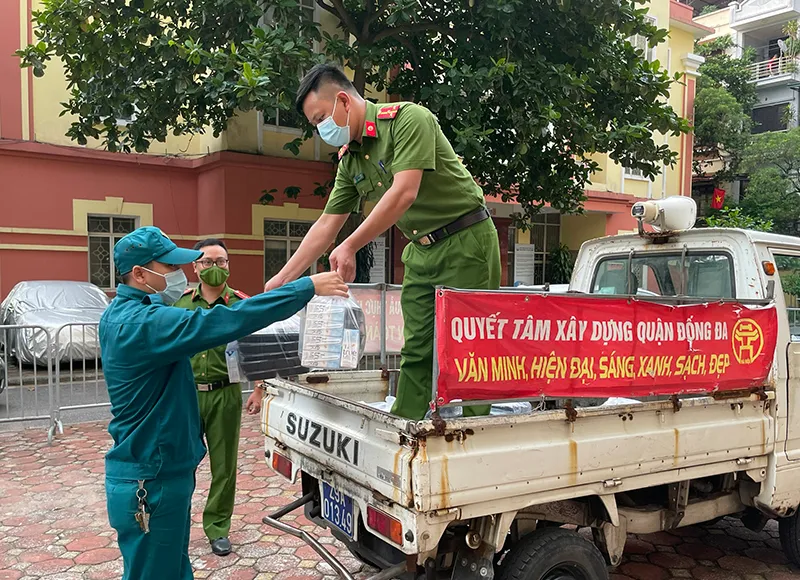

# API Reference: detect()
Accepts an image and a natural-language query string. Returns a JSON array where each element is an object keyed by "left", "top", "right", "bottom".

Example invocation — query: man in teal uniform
[
  {"left": 174, "top": 238, "right": 263, "bottom": 557},
  {"left": 264, "top": 64, "right": 501, "bottom": 420},
  {"left": 100, "top": 226, "right": 347, "bottom": 580}
]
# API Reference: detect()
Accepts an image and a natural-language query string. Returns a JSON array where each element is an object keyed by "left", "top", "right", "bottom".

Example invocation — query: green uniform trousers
[
  {"left": 198, "top": 383, "right": 242, "bottom": 541},
  {"left": 106, "top": 472, "right": 196, "bottom": 580},
  {"left": 391, "top": 218, "right": 501, "bottom": 420}
]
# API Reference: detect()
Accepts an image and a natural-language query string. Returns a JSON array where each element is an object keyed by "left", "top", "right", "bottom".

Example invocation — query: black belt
[
  {"left": 416, "top": 207, "right": 491, "bottom": 247},
  {"left": 196, "top": 379, "right": 232, "bottom": 392}
]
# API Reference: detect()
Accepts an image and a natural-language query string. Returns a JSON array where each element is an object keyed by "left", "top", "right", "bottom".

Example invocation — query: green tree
[
  {"left": 692, "top": 36, "right": 756, "bottom": 181},
  {"left": 19, "top": 0, "right": 689, "bottom": 223},
  {"left": 734, "top": 129, "right": 800, "bottom": 236},
  {"left": 704, "top": 207, "right": 773, "bottom": 232}
]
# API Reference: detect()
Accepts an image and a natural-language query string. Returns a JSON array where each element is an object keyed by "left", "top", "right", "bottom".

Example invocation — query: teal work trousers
[{"left": 106, "top": 472, "right": 196, "bottom": 580}]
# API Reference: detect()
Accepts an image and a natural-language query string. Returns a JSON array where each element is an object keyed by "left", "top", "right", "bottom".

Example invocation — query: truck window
[
  {"left": 592, "top": 253, "right": 734, "bottom": 298},
  {"left": 774, "top": 254, "right": 800, "bottom": 341}
]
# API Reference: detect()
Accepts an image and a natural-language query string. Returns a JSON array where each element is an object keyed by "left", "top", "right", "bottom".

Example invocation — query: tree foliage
[
  {"left": 19, "top": 0, "right": 689, "bottom": 221},
  {"left": 737, "top": 130, "right": 800, "bottom": 236},
  {"left": 704, "top": 207, "right": 773, "bottom": 232},
  {"left": 692, "top": 36, "right": 756, "bottom": 181}
]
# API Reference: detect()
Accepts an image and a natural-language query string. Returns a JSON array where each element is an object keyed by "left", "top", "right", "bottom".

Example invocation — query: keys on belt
[
  {"left": 416, "top": 206, "right": 491, "bottom": 246},
  {"left": 196, "top": 379, "right": 232, "bottom": 392}
]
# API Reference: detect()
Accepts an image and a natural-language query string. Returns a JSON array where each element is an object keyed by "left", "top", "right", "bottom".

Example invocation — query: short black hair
[
  {"left": 193, "top": 238, "right": 228, "bottom": 253},
  {"left": 296, "top": 63, "right": 356, "bottom": 115}
]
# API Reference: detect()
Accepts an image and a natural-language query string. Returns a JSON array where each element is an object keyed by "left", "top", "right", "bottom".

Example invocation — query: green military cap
[{"left": 114, "top": 226, "right": 202, "bottom": 275}]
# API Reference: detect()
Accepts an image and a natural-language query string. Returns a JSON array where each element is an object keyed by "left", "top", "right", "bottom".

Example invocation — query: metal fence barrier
[
  {"left": 0, "top": 325, "right": 57, "bottom": 441},
  {"left": 0, "top": 283, "right": 406, "bottom": 443}
]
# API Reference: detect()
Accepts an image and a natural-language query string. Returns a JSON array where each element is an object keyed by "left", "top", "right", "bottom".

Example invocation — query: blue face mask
[
  {"left": 317, "top": 99, "right": 351, "bottom": 147},
  {"left": 143, "top": 267, "right": 188, "bottom": 305}
]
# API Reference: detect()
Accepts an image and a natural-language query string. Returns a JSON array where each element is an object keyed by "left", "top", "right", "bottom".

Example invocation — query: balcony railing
[{"left": 749, "top": 55, "right": 800, "bottom": 81}]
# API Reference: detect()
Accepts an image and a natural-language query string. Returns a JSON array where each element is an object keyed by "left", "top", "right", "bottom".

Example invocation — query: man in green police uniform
[
  {"left": 100, "top": 226, "right": 347, "bottom": 580},
  {"left": 174, "top": 238, "right": 264, "bottom": 556},
  {"left": 264, "top": 63, "right": 501, "bottom": 420}
]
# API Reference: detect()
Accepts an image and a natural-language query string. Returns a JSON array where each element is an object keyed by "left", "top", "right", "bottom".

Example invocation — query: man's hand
[
  {"left": 264, "top": 276, "right": 284, "bottom": 293},
  {"left": 310, "top": 271, "right": 349, "bottom": 297},
  {"left": 329, "top": 243, "right": 357, "bottom": 283},
  {"left": 246, "top": 387, "right": 263, "bottom": 415}
]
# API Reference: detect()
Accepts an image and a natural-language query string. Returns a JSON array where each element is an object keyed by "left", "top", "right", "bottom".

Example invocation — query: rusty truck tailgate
[{"left": 261, "top": 377, "right": 417, "bottom": 507}]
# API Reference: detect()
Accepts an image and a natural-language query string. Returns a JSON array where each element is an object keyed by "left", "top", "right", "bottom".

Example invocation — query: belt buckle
[
  {"left": 197, "top": 383, "right": 211, "bottom": 392},
  {"left": 419, "top": 235, "right": 432, "bottom": 246}
]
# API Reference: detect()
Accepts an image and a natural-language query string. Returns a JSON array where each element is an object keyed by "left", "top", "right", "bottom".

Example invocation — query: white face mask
[
  {"left": 316, "top": 98, "right": 351, "bottom": 147},
  {"left": 142, "top": 267, "right": 188, "bottom": 305}
]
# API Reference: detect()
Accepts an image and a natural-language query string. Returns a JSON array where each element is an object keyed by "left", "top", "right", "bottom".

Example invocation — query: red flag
[{"left": 711, "top": 188, "right": 725, "bottom": 210}]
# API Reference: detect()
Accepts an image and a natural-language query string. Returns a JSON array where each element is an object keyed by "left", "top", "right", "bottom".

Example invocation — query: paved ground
[{"left": 0, "top": 413, "right": 799, "bottom": 580}]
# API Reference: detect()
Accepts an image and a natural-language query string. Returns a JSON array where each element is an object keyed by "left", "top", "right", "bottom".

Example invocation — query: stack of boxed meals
[
  {"left": 232, "top": 315, "right": 307, "bottom": 381},
  {"left": 300, "top": 296, "right": 366, "bottom": 370},
  {"left": 227, "top": 296, "right": 367, "bottom": 382}
]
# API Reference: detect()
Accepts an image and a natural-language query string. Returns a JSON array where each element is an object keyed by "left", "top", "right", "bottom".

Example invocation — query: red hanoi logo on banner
[{"left": 433, "top": 290, "right": 778, "bottom": 405}]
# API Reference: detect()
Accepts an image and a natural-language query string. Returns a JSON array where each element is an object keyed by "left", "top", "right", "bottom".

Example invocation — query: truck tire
[
  {"left": 779, "top": 511, "right": 800, "bottom": 567},
  {"left": 498, "top": 527, "right": 609, "bottom": 580}
]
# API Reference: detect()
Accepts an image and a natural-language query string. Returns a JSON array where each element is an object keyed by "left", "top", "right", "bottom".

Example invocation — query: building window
[
  {"left": 629, "top": 15, "right": 657, "bottom": 63},
  {"left": 88, "top": 215, "right": 138, "bottom": 289},
  {"left": 368, "top": 230, "right": 393, "bottom": 284},
  {"left": 531, "top": 214, "right": 561, "bottom": 284},
  {"left": 263, "top": 108, "right": 303, "bottom": 130},
  {"left": 263, "top": 0, "right": 317, "bottom": 131},
  {"left": 507, "top": 225, "right": 517, "bottom": 286},
  {"left": 692, "top": 182, "right": 716, "bottom": 218},
  {"left": 264, "top": 219, "right": 318, "bottom": 281},
  {"left": 752, "top": 103, "right": 790, "bottom": 134},
  {"left": 624, "top": 166, "right": 646, "bottom": 179}
]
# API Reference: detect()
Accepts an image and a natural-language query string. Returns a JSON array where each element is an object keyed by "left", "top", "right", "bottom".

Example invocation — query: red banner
[
  {"left": 351, "top": 288, "right": 405, "bottom": 354},
  {"left": 434, "top": 290, "right": 778, "bottom": 405}
]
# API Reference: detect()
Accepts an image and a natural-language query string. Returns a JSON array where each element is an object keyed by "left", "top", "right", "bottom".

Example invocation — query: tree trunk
[{"left": 353, "top": 65, "right": 367, "bottom": 96}]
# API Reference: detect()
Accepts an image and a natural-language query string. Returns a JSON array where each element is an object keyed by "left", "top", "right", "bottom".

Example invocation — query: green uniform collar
[{"left": 189, "top": 284, "right": 235, "bottom": 305}]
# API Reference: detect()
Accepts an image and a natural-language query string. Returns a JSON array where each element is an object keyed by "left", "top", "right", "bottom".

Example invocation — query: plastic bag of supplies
[
  {"left": 299, "top": 295, "right": 366, "bottom": 370},
  {"left": 227, "top": 314, "right": 309, "bottom": 381}
]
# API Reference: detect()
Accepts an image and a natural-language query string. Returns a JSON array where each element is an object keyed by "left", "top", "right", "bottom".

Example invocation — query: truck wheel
[
  {"left": 779, "top": 510, "right": 800, "bottom": 567},
  {"left": 498, "top": 527, "right": 609, "bottom": 580}
]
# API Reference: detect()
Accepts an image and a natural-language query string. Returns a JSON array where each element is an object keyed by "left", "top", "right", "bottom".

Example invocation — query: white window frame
[
  {"left": 263, "top": 219, "right": 319, "bottom": 281},
  {"left": 622, "top": 14, "right": 657, "bottom": 181},
  {"left": 624, "top": 165, "right": 649, "bottom": 180},
  {"left": 629, "top": 15, "right": 658, "bottom": 63},
  {"left": 87, "top": 215, "right": 139, "bottom": 290},
  {"left": 261, "top": 0, "right": 320, "bottom": 134}
]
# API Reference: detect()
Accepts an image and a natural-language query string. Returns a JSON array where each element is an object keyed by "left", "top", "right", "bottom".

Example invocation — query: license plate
[{"left": 322, "top": 481, "right": 354, "bottom": 538}]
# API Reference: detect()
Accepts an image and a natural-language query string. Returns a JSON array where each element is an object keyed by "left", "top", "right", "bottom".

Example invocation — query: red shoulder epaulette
[
  {"left": 377, "top": 104, "right": 402, "bottom": 120},
  {"left": 338, "top": 144, "right": 349, "bottom": 160},
  {"left": 233, "top": 289, "right": 250, "bottom": 300}
]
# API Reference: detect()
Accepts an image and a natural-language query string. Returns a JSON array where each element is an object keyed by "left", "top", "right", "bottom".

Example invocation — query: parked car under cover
[{"left": 0, "top": 281, "right": 110, "bottom": 365}]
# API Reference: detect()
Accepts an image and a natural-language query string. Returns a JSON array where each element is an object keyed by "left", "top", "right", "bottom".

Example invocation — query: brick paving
[{"left": 0, "top": 413, "right": 798, "bottom": 580}]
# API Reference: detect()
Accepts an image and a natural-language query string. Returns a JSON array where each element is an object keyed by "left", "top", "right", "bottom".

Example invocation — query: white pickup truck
[{"left": 259, "top": 197, "right": 800, "bottom": 580}]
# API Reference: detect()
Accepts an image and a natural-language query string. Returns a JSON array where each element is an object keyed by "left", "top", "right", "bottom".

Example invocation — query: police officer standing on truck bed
[
  {"left": 264, "top": 63, "right": 501, "bottom": 420},
  {"left": 100, "top": 226, "right": 347, "bottom": 580}
]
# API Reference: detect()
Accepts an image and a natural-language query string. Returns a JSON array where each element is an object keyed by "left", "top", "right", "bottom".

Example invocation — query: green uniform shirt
[
  {"left": 173, "top": 285, "right": 246, "bottom": 384},
  {"left": 323, "top": 101, "right": 485, "bottom": 242}
]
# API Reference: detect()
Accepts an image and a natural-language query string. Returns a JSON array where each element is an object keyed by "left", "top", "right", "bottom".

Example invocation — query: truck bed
[{"left": 262, "top": 370, "right": 773, "bottom": 517}]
